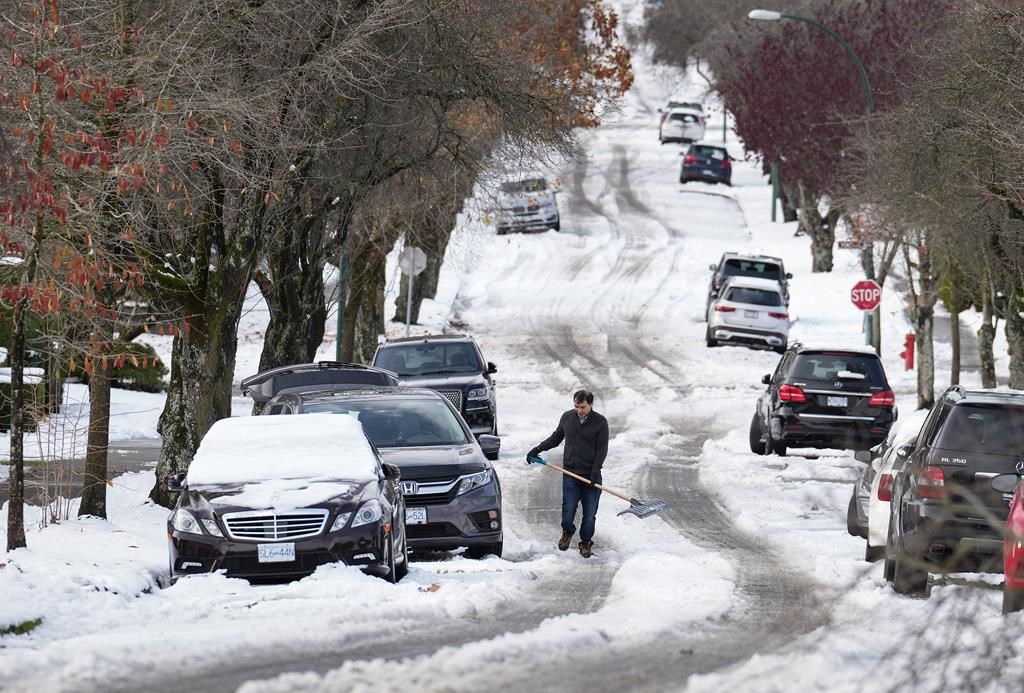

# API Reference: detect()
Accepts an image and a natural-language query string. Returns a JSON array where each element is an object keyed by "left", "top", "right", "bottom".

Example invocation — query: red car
[{"left": 993, "top": 474, "right": 1024, "bottom": 613}]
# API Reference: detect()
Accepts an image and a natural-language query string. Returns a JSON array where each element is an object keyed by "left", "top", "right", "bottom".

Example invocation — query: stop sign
[{"left": 851, "top": 279, "right": 882, "bottom": 311}]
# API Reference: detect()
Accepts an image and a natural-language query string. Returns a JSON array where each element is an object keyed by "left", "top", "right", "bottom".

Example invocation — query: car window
[
  {"left": 790, "top": 353, "right": 886, "bottom": 384},
  {"left": 934, "top": 404, "right": 1024, "bottom": 454},
  {"left": 724, "top": 287, "right": 782, "bottom": 307},
  {"left": 301, "top": 398, "right": 471, "bottom": 447},
  {"left": 374, "top": 343, "right": 482, "bottom": 375},
  {"left": 670, "top": 113, "right": 699, "bottom": 123},
  {"left": 721, "top": 259, "right": 782, "bottom": 281},
  {"left": 691, "top": 146, "right": 726, "bottom": 160},
  {"left": 500, "top": 178, "right": 546, "bottom": 194}
]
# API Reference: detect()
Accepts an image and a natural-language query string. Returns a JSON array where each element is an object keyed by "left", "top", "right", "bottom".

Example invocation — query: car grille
[
  {"left": 406, "top": 522, "right": 461, "bottom": 539},
  {"left": 407, "top": 488, "right": 460, "bottom": 506},
  {"left": 221, "top": 509, "right": 329, "bottom": 541},
  {"left": 437, "top": 389, "right": 463, "bottom": 411}
]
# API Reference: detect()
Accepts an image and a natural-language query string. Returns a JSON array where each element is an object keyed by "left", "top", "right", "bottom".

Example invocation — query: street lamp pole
[{"left": 748, "top": 9, "right": 878, "bottom": 352}]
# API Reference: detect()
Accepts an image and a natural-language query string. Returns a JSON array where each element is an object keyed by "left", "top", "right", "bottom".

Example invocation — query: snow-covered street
[{"left": 3, "top": 1, "right": 1024, "bottom": 691}]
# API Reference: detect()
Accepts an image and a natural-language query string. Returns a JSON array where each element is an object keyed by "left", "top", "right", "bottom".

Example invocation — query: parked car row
[
  {"left": 847, "top": 384, "right": 1024, "bottom": 613},
  {"left": 167, "top": 334, "right": 504, "bottom": 584}
]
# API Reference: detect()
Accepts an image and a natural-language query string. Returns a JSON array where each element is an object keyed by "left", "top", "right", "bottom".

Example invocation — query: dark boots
[
  {"left": 558, "top": 530, "right": 573, "bottom": 551},
  {"left": 579, "top": 541, "right": 593, "bottom": 559}
]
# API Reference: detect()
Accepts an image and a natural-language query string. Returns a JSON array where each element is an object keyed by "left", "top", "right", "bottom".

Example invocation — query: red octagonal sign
[{"left": 851, "top": 279, "right": 882, "bottom": 311}]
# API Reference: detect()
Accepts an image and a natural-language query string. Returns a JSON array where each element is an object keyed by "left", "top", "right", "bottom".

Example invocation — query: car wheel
[
  {"left": 705, "top": 326, "right": 718, "bottom": 348},
  {"left": 865, "top": 543, "right": 885, "bottom": 563},
  {"left": 497, "top": 228, "right": 508, "bottom": 236},
  {"left": 383, "top": 536, "right": 398, "bottom": 584},
  {"left": 395, "top": 534, "right": 409, "bottom": 581},
  {"left": 765, "top": 424, "right": 786, "bottom": 456},
  {"left": 551, "top": 220, "right": 561, "bottom": 232},
  {"left": 679, "top": 176, "right": 687, "bottom": 184},
  {"left": 749, "top": 413, "right": 767, "bottom": 456},
  {"left": 846, "top": 495, "right": 860, "bottom": 537},
  {"left": 892, "top": 531, "right": 928, "bottom": 596},
  {"left": 1003, "top": 587, "right": 1024, "bottom": 614},
  {"left": 466, "top": 541, "right": 502, "bottom": 559}
]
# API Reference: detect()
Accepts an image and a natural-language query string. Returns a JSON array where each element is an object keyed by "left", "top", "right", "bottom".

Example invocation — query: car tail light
[
  {"left": 868, "top": 390, "right": 895, "bottom": 407},
  {"left": 714, "top": 305, "right": 735, "bottom": 312},
  {"left": 918, "top": 465, "right": 946, "bottom": 499},
  {"left": 684, "top": 155, "right": 698, "bottom": 164},
  {"left": 768, "top": 311, "right": 788, "bottom": 319},
  {"left": 778, "top": 384, "right": 806, "bottom": 402},
  {"left": 722, "top": 158, "right": 731, "bottom": 168},
  {"left": 878, "top": 473, "right": 894, "bottom": 502}
]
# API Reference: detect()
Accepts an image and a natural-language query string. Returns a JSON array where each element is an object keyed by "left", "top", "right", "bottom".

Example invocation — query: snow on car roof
[
  {"left": 722, "top": 276, "right": 784, "bottom": 291},
  {"left": 794, "top": 343, "right": 880, "bottom": 356},
  {"left": 186, "top": 413, "right": 378, "bottom": 487}
]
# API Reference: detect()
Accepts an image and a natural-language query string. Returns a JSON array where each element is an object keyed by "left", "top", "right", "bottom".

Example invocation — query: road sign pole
[{"left": 405, "top": 270, "right": 414, "bottom": 338}]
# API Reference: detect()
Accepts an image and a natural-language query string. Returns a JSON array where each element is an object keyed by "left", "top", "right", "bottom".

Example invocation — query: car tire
[
  {"left": 892, "top": 532, "right": 928, "bottom": 596},
  {"left": 749, "top": 413, "right": 767, "bottom": 456},
  {"left": 846, "top": 495, "right": 860, "bottom": 537},
  {"left": 1003, "top": 587, "right": 1024, "bottom": 614},
  {"left": 551, "top": 220, "right": 561, "bottom": 232},
  {"left": 679, "top": 176, "right": 687, "bottom": 184},
  {"left": 865, "top": 543, "right": 885, "bottom": 563},
  {"left": 383, "top": 536, "right": 398, "bottom": 584},
  {"left": 765, "top": 425, "right": 786, "bottom": 456},
  {"left": 705, "top": 326, "right": 718, "bottom": 348},
  {"left": 466, "top": 541, "right": 502, "bottom": 559},
  {"left": 395, "top": 534, "right": 408, "bottom": 581},
  {"left": 497, "top": 228, "right": 508, "bottom": 236}
]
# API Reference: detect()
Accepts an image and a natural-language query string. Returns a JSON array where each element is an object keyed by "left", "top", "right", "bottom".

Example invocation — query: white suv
[
  {"left": 659, "top": 107, "right": 705, "bottom": 144},
  {"left": 494, "top": 176, "right": 560, "bottom": 234},
  {"left": 706, "top": 276, "right": 789, "bottom": 353}
]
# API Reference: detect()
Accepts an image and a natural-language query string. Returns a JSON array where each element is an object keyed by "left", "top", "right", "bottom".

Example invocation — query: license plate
[
  {"left": 744, "top": 309, "right": 759, "bottom": 318},
  {"left": 257, "top": 542, "right": 295, "bottom": 563},
  {"left": 406, "top": 507, "right": 427, "bottom": 525},
  {"left": 703, "top": 169, "right": 714, "bottom": 176},
  {"left": 827, "top": 396, "right": 848, "bottom": 407}
]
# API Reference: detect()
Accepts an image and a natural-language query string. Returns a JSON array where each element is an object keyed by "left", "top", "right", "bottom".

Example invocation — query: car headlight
[
  {"left": 330, "top": 512, "right": 352, "bottom": 532},
  {"left": 171, "top": 509, "right": 222, "bottom": 537},
  {"left": 456, "top": 469, "right": 493, "bottom": 495},
  {"left": 351, "top": 500, "right": 382, "bottom": 528},
  {"left": 468, "top": 386, "right": 490, "bottom": 401}
]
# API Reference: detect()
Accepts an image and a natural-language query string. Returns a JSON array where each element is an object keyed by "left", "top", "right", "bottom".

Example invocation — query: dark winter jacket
[{"left": 530, "top": 410, "right": 609, "bottom": 481}]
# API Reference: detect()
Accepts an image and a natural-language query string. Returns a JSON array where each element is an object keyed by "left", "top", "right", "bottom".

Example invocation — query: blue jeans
[{"left": 562, "top": 475, "right": 601, "bottom": 542}]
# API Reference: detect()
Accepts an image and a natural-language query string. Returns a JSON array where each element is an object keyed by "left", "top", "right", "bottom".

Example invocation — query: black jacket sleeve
[
  {"left": 590, "top": 417, "right": 609, "bottom": 480},
  {"left": 532, "top": 411, "right": 568, "bottom": 455}
]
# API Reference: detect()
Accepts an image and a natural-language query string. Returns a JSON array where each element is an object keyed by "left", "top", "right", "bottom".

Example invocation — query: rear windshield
[
  {"left": 374, "top": 342, "right": 481, "bottom": 376},
  {"left": 301, "top": 398, "right": 471, "bottom": 448},
  {"left": 791, "top": 353, "right": 887, "bottom": 384},
  {"left": 721, "top": 259, "right": 782, "bottom": 281},
  {"left": 934, "top": 404, "right": 1024, "bottom": 455},
  {"left": 668, "top": 101, "right": 702, "bottom": 111},
  {"left": 724, "top": 287, "right": 781, "bottom": 307},
  {"left": 500, "top": 178, "right": 546, "bottom": 194},
  {"left": 691, "top": 146, "right": 727, "bottom": 160},
  {"left": 670, "top": 113, "right": 699, "bottom": 123}
]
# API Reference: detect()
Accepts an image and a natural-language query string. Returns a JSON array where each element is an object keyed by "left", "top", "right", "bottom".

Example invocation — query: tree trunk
[
  {"left": 6, "top": 293, "right": 29, "bottom": 551},
  {"left": 79, "top": 352, "right": 111, "bottom": 519},
  {"left": 354, "top": 259, "right": 385, "bottom": 363},
  {"left": 915, "top": 303, "right": 935, "bottom": 410},
  {"left": 779, "top": 180, "right": 799, "bottom": 223},
  {"left": 1006, "top": 294, "right": 1024, "bottom": 390},
  {"left": 950, "top": 307, "right": 961, "bottom": 387},
  {"left": 796, "top": 183, "right": 838, "bottom": 272},
  {"left": 979, "top": 290, "right": 997, "bottom": 388}
]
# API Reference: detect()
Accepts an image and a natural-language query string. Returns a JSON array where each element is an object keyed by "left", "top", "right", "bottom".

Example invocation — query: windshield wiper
[{"left": 413, "top": 369, "right": 461, "bottom": 376}]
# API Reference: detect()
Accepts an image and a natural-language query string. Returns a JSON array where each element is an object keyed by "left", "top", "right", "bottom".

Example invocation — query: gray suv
[{"left": 259, "top": 387, "right": 503, "bottom": 558}]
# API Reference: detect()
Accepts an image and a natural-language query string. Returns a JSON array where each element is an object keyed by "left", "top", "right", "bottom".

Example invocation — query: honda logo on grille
[{"left": 400, "top": 481, "right": 419, "bottom": 495}]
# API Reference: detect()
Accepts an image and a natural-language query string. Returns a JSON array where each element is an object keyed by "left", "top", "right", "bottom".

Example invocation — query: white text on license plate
[
  {"left": 827, "top": 396, "right": 848, "bottom": 407},
  {"left": 744, "top": 309, "right": 759, "bottom": 318},
  {"left": 257, "top": 542, "right": 295, "bottom": 563},
  {"left": 406, "top": 507, "right": 427, "bottom": 525}
]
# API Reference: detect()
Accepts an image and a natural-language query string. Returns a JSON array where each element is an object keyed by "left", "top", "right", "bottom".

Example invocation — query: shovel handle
[{"left": 532, "top": 458, "right": 632, "bottom": 503}]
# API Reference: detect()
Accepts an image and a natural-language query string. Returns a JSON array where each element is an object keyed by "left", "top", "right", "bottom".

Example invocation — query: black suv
[
  {"left": 260, "top": 387, "right": 503, "bottom": 558},
  {"left": 750, "top": 344, "right": 895, "bottom": 455},
  {"left": 885, "top": 386, "right": 1024, "bottom": 595},
  {"left": 240, "top": 361, "right": 399, "bottom": 405},
  {"left": 372, "top": 335, "right": 498, "bottom": 446},
  {"left": 707, "top": 252, "right": 791, "bottom": 316}
]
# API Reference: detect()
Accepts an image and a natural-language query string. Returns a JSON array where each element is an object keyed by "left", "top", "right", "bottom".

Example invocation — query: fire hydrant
[{"left": 899, "top": 333, "right": 915, "bottom": 370}]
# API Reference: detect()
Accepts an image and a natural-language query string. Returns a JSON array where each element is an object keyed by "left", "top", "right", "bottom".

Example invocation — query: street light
[{"left": 748, "top": 8, "right": 879, "bottom": 352}]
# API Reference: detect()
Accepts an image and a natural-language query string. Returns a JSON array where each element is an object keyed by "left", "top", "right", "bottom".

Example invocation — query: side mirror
[
  {"left": 896, "top": 444, "right": 913, "bottom": 458},
  {"left": 761, "top": 374, "right": 771, "bottom": 385},
  {"left": 991, "top": 474, "right": 1019, "bottom": 494},
  {"left": 383, "top": 463, "right": 401, "bottom": 480},
  {"left": 166, "top": 472, "right": 186, "bottom": 493},
  {"left": 487, "top": 362, "right": 497, "bottom": 374},
  {"left": 478, "top": 434, "right": 501, "bottom": 461},
  {"left": 708, "top": 264, "right": 717, "bottom": 271},
  {"left": 854, "top": 450, "right": 873, "bottom": 463},
  {"left": 785, "top": 273, "right": 793, "bottom": 279}
]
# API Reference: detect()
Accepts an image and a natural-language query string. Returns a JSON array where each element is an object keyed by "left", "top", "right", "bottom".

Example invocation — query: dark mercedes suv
[
  {"left": 261, "top": 387, "right": 503, "bottom": 558},
  {"left": 372, "top": 335, "right": 498, "bottom": 448},
  {"left": 750, "top": 343, "right": 895, "bottom": 455},
  {"left": 885, "top": 386, "right": 1024, "bottom": 595}
]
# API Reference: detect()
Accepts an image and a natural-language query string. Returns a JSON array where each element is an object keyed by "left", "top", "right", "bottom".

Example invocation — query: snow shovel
[{"left": 527, "top": 456, "right": 668, "bottom": 519}]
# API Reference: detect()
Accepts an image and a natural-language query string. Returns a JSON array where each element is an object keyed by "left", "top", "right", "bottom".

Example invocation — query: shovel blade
[{"left": 616, "top": 498, "right": 668, "bottom": 519}]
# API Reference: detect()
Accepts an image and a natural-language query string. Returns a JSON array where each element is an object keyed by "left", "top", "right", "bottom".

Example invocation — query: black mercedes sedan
[{"left": 167, "top": 413, "right": 408, "bottom": 583}]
